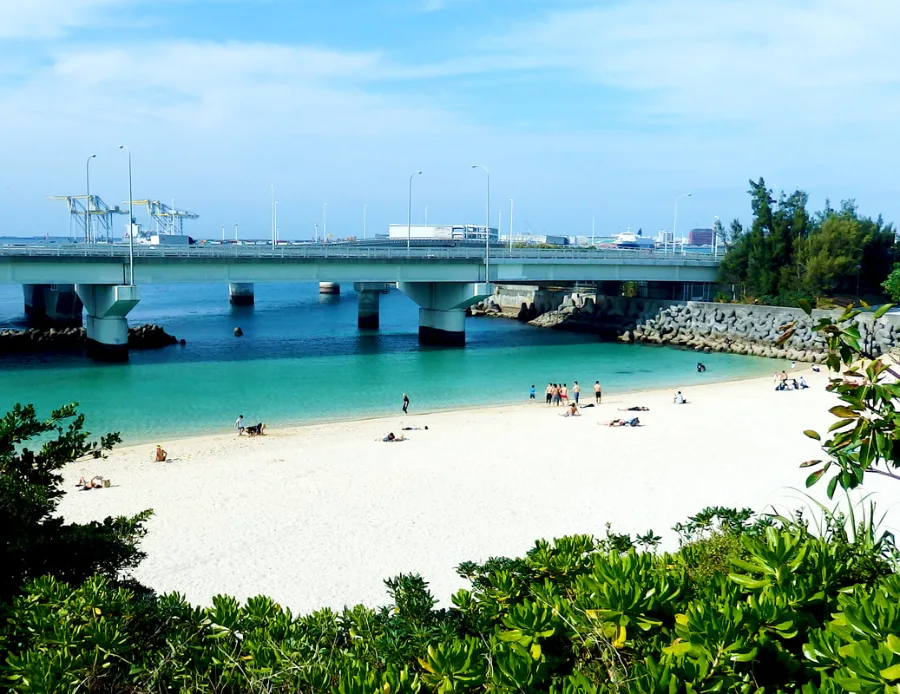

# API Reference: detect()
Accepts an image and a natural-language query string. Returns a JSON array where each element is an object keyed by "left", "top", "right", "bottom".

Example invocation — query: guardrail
[{"left": 0, "top": 244, "right": 722, "bottom": 263}]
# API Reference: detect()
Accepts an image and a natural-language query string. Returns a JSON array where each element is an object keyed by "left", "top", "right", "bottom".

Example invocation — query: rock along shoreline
[{"left": 0, "top": 324, "right": 183, "bottom": 353}]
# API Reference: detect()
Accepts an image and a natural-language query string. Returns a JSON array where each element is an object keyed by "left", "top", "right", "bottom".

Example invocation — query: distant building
[
  {"left": 502, "top": 233, "right": 569, "bottom": 246},
  {"left": 387, "top": 224, "right": 499, "bottom": 242},
  {"left": 656, "top": 229, "right": 674, "bottom": 244},
  {"left": 689, "top": 228, "right": 714, "bottom": 246}
]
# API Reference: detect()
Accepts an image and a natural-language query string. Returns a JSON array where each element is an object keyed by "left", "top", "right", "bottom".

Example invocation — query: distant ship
[{"left": 612, "top": 228, "right": 655, "bottom": 249}]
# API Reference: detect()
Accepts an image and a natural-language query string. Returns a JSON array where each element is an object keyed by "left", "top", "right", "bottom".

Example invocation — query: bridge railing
[{"left": 0, "top": 244, "right": 722, "bottom": 263}]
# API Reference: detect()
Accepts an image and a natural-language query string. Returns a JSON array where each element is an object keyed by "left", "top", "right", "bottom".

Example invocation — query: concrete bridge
[{"left": 0, "top": 244, "right": 720, "bottom": 360}]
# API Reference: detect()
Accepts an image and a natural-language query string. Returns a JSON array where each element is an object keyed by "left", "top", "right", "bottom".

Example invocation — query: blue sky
[{"left": 1, "top": 0, "right": 898, "bottom": 240}]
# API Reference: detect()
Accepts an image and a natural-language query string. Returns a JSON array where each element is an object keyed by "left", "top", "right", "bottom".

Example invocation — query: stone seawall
[{"left": 477, "top": 289, "right": 900, "bottom": 361}]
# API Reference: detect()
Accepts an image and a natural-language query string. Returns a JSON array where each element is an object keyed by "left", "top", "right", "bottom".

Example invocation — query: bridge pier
[
  {"left": 75, "top": 284, "right": 141, "bottom": 362},
  {"left": 23, "top": 284, "right": 83, "bottom": 327},
  {"left": 229, "top": 283, "right": 254, "bottom": 306},
  {"left": 319, "top": 282, "right": 340, "bottom": 295},
  {"left": 399, "top": 282, "right": 492, "bottom": 346},
  {"left": 353, "top": 282, "right": 388, "bottom": 329}
]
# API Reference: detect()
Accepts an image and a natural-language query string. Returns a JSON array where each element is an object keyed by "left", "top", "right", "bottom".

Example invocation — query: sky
[{"left": 1, "top": 0, "right": 899, "bottom": 240}]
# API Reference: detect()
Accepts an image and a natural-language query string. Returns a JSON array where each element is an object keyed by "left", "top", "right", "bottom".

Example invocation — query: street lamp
[
  {"left": 471, "top": 164, "right": 490, "bottom": 281},
  {"left": 85, "top": 154, "right": 96, "bottom": 244},
  {"left": 673, "top": 192, "right": 692, "bottom": 255},
  {"left": 323, "top": 203, "right": 327, "bottom": 244},
  {"left": 363, "top": 204, "right": 367, "bottom": 241},
  {"left": 509, "top": 198, "right": 514, "bottom": 252},
  {"left": 407, "top": 171, "right": 422, "bottom": 255},
  {"left": 118, "top": 145, "right": 135, "bottom": 285},
  {"left": 270, "top": 184, "right": 276, "bottom": 249}
]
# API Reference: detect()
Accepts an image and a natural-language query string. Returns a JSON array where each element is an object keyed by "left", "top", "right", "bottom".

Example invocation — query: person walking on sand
[
  {"left": 529, "top": 384, "right": 536, "bottom": 401},
  {"left": 572, "top": 381, "right": 581, "bottom": 404},
  {"left": 594, "top": 380, "right": 602, "bottom": 404},
  {"left": 545, "top": 383, "right": 553, "bottom": 405},
  {"left": 402, "top": 393, "right": 410, "bottom": 414},
  {"left": 234, "top": 415, "right": 245, "bottom": 436}
]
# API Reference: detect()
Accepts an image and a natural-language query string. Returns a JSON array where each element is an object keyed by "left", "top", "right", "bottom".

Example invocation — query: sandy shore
[{"left": 59, "top": 369, "right": 899, "bottom": 613}]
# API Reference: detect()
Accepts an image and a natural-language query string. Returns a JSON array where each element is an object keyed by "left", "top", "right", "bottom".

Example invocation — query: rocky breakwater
[
  {"left": 623, "top": 302, "right": 900, "bottom": 362},
  {"left": 0, "top": 324, "right": 182, "bottom": 353}
]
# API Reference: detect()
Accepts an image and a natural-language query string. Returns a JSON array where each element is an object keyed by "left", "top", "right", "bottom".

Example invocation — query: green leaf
[
  {"left": 827, "top": 476, "right": 839, "bottom": 499},
  {"left": 803, "top": 430, "right": 821, "bottom": 441},
  {"left": 873, "top": 303, "right": 894, "bottom": 320},
  {"left": 800, "top": 459, "right": 823, "bottom": 468},
  {"left": 879, "top": 664, "right": 900, "bottom": 681},
  {"left": 887, "top": 634, "right": 900, "bottom": 655},
  {"left": 663, "top": 640, "right": 692, "bottom": 657},
  {"left": 805, "top": 469, "right": 825, "bottom": 487},
  {"left": 730, "top": 647, "right": 758, "bottom": 663},
  {"left": 829, "top": 405, "right": 859, "bottom": 418}
]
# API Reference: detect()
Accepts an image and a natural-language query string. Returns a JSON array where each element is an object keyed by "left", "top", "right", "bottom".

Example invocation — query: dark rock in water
[
  {"left": 234, "top": 327, "right": 244, "bottom": 337},
  {"left": 0, "top": 323, "right": 179, "bottom": 353}
]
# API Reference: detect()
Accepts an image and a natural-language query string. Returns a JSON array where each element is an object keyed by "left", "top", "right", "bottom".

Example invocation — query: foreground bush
[{"left": 1, "top": 506, "right": 897, "bottom": 693}]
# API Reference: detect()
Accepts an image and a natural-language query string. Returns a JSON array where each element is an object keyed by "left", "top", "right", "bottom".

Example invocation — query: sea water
[{"left": 0, "top": 281, "right": 780, "bottom": 442}]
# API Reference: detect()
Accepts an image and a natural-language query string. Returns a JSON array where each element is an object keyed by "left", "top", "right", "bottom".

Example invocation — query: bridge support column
[
  {"left": 229, "top": 283, "right": 254, "bottom": 306},
  {"left": 23, "top": 284, "right": 83, "bottom": 327},
  {"left": 319, "top": 282, "right": 341, "bottom": 295},
  {"left": 399, "top": 282, "right": 493, "bottom": 346},
  {"left": 75, "top": 284, "right": 141, "bottom": 362},
  {"left": 353, "top": 282, "right": 388, "bottom": 329}
]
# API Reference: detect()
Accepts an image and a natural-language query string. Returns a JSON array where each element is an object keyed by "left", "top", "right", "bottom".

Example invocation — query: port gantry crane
[
  {"left": 48, "top": 195, "right": 127, "bottom": 243},
  {"left": 127, "top": 200, "right": 199, "bottom": 238}
]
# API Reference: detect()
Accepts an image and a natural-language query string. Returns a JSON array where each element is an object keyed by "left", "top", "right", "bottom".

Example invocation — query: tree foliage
[
  {"left": 720, "top": 181, "right": 896, "bottom": 304},
  {"left": 783, "top": 302, "right": 900, "bottom": 496},
  {"left": 0, "top": 403, "right": 149, "bottom": 601}
]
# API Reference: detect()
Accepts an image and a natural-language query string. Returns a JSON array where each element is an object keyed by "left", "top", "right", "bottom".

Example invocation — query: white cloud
[{"left": 0, "top": 0, "right": 135, "bottom": 39}]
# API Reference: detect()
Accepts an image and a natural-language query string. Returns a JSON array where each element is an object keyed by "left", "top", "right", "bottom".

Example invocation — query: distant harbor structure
[{"left": 387, "top": 224, "right": 499, "bottom": 242}]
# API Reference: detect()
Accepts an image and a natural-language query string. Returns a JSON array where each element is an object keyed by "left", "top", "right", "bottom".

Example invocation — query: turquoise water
[{"left": 0, "top": 282, "right": 781, "bottom": 442}]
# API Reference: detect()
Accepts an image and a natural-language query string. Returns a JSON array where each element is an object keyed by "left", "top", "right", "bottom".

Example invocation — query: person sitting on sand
[
  {"left": 382, "top": 432, "right": 406, "bottom": 442},
  {"left": 673, "top": 391, "right": 687, "bottom": 404},
  {"left": 561, "top": 402, "right": 580, "bottom": 417},
  {"left": 619, "top": 406, "right": 649, "bottom": 411},
  {"left": 799, "top": 376, "right": 809, "bottom": 389},
  {"left": 246, "top": 423, "right": 266, "bottom": 436},
  {"left": 153, "top": 445, "right": 168, "bottom": 462}
]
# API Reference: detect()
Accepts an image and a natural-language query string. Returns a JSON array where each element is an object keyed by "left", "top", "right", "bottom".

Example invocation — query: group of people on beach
[
  {"left": 537, "top": 381, "right": 602, "bottom": 406},
  {"left": 774, "top": 372, "right": 808, "bottom": 391},
  {"left": 234, "top": 415, "right": 266, "bottom": 436}
]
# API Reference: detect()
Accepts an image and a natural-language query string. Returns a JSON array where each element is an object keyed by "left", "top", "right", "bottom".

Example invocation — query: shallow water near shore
[{"left": 0, "top": 282, "right": 782, "bottom": 442}]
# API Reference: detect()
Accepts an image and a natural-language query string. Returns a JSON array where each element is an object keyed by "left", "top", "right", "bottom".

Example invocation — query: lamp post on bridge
[
  {"left": 363, "top": 204, "right": 367, "bottom": 241},
  {"left": 509, "top": 198, "right": 514, "bottom": 252},
  {"left": 118, "top": 145, "right": 135, "bottom": 285},
  {"left": 471, "top": 164, "right": 490, "bottom": 281},
  {"left": 85, "top": 154, "right": 96, "bottom": 244},
  {"left": 407, "top": 171, "right": 422, "bottom": 256},
  {"left": 673, "top": 192, "right": 692, "bottom": 256}
]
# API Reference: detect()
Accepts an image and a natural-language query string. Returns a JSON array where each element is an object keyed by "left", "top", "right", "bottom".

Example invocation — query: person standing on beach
[
  {"left": 572, "top": 381, "right": 581, "bottom": 404},
  {"left": 561, "top": 383, "right": 568, "bottom": 405},
  {"left": 545, "top": 383, "right": 553, "bottom": 405},
  {"left": 529, "top": 384, "right": 536, "bottom": 401},
  {"left": 234, "top": 415, "right": 245, "bottom": 436},
  {"left": 551, "top": 384, "right": 560, "bottom": 406},
  {"left": 594, "top": 381, "right": 602, "bottom": 404},
  {"left": 402, "top": 393, "right": 410, "bottom": 414}
]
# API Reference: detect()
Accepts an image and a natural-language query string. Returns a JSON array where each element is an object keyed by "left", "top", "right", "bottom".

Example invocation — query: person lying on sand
[
  {"left": 619, "top": 406, "right": 649, "bottom": 411},
  {"left": 605, "top": 417, "right": 641, "bottom": 427},
  {"left": 402, "top": 426, "right": 429, "bottom": 431},
  {"left": 560, "top": 403, "right": 581, "bottom": 417},
  {"left": 153, "top": 445, "right": 168, "bottom": 462},
  {"left": 76, "top": 476, "right": 105, "bottom": 490},
  {"left": 246, "top": 423, "right": 266, "bottom": 436},
  {"left": 382, "top": 432, "right": 406, "bottom": 442}
]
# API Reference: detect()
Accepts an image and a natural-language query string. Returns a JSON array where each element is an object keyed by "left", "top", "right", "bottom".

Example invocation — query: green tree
[
  {"left": 0, "top": 403, "right": 149, "bottom": 600},
  {"left": 801, "top": 213, "right": 864, "bottom": 296},
  {"left": 883, "top": 263, "right": 900, "bottom": 301}
]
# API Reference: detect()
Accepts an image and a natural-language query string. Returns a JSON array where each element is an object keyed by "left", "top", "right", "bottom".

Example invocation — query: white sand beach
[{"left": 59, "top": 369, "right": 899, "bottom": 614}]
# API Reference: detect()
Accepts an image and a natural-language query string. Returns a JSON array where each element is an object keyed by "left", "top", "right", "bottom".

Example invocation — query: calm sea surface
[{"left": 0, "top": 242, "right": 781, "bottom": 442}]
